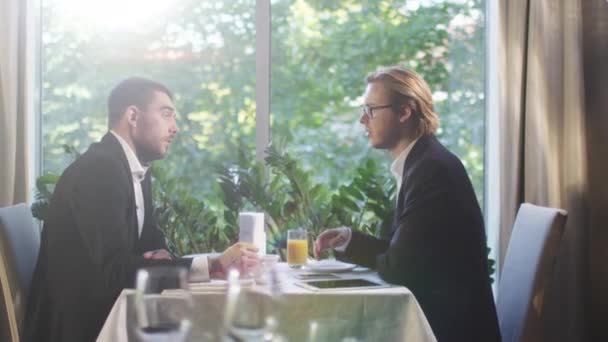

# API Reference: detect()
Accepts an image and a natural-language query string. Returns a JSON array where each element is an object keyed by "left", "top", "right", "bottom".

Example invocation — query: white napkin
[{"left": 238, "top": 212, "right": 266, "bottom": 255}]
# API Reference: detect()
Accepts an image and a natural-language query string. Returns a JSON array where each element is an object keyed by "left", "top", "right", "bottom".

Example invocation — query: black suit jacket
[
  {"left": 24, "top": 133, "right": 192, "bottom": 342},
  {"left": 340, "top": 135, "right": 500, "bottom": 342}
]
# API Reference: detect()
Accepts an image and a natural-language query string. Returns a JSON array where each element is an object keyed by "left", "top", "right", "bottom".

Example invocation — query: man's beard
[{"left": 136, "top": 141, "right": 164, "bottom": 163}]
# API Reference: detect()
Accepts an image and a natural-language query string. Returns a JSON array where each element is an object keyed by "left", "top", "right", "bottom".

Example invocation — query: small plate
[{"left": 306, "top": 260, "right": 356, "bottom": 273}]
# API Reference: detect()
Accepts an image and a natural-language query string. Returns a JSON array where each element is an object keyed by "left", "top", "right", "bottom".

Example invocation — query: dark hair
[{"left": 107, "top": 77, "right": 173, "bottom": 128}]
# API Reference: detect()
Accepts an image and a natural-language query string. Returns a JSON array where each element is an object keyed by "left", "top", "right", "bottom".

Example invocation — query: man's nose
[{"left": 359, "top": 113, "right": 368, "bottom": 124}]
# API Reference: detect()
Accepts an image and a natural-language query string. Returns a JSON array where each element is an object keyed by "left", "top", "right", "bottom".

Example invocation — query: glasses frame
[{"left": 362, "top": 104, "right": 393, "bottom": 120}]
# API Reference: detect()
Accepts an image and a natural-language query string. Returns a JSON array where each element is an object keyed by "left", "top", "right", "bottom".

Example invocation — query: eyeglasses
[{"left": 361, "top": 104, "right": 392, "bottom": 120}]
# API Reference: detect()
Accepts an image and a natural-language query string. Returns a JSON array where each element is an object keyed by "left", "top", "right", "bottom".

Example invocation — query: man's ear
[
  {"left": 126, "top": 106, "right": 139, "bottom": 128},
  {"left": 398, "top": 105, "right": 412, "bottom": 123}
]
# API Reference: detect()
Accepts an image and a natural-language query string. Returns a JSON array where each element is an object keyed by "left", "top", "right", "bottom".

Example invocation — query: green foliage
[
  {"left": 151, "top": 165, "right": 235, "bottom": 255},
  {"left": 330, "top": 158, "right": 397, "bottom": 236},
  {"left": 31, "top": 144, "right": 82, "bottom": 221},
  {"left": 31, "top": 143, "right": 394, "bottom": 256},
  {"left": 32, "top": 143, "right": 497, "bottom": 281},
  {"left": 487, "top": 247, "right": 496, "bottom": 284},
  {"left": 31, "top": 173, "right": 60, "bottom": 221},
  {"left": 217, "top": 142, "right": 395, "bottom": 255}
]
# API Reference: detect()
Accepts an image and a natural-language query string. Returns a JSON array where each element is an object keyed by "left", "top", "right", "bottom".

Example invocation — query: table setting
[{"left": 96, "top": 213, "right": 436, "bottom": 341}]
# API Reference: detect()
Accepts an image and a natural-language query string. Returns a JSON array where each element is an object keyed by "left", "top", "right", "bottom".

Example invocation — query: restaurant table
[{"left": 96, "top": 262, "right": 436, "bottom": 341}]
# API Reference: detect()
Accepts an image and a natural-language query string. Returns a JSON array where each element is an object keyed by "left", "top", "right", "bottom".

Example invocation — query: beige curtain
[
  {"left": 497, "top": 0, "right": 608, "bottom": 340},
  {"left": 0, "top": 0, "right": 34, "bottom": 207}
]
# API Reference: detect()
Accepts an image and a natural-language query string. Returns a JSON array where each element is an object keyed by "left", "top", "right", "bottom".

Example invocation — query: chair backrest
[
  {"left": 496, "top": 203, "right": 567, "bottom": 342},
  {"left": 0, "top": 203, "right": 41, "bottom": 342}
]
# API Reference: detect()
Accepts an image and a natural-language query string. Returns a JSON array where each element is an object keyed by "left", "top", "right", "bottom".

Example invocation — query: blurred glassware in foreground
[
  {"left": 134, "top": 266, "right": 193, "bottom": 342},
  {"left": 308, "top": 319, "right": 361, "bottom": 342},
  {"left": 223, "top": 266, "right": 286, "bottom": 342}
]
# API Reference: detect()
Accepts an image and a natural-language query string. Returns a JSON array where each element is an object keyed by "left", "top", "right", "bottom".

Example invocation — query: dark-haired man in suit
[
  {"left": 314, "top": 66, "right": 500, "bottom": 341},
  {"left": 24, "top": 77, "right": 259, "bottom": 342}
]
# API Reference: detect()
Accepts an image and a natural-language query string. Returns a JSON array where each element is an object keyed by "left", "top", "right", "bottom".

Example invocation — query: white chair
[
  {"left": 496, "top": 203, "right": 567, "bottom": 342},
  {"left": 0, "top": 203, "right": 41, "bottom": 342}
]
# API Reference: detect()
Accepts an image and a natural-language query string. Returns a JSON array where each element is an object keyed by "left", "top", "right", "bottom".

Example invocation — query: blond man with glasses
[{"left": 315, "top": 66, "right": 500, "bottom": 342}]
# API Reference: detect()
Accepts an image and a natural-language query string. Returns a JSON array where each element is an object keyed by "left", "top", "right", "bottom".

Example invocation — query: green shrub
[{"left": 32, "top": 142, "right": 495, "bottom": 283}]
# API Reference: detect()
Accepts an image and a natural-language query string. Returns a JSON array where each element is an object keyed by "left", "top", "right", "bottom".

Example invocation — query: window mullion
[{"left": 255, "top": 0, "right": 270, "bottom": 162}]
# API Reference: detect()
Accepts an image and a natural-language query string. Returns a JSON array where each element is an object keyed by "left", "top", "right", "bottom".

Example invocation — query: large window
[
  {"left": 41, "top": 0, "right": 257, "bottom": 205},
  {"left": 41, "top": 0, "right": 485, "bottom": 211},
  {"left": 271, "top": 0, "right": 486, "bottom": 203}
]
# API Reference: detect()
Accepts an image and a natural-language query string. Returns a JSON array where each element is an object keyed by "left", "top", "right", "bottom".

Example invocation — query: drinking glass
[
  {"left": 134, "top": 266, "right": 193, "bottom": 342},
  {"left": 307, "top": 319, "right": 359, "bottom": 341},
  {"left": 287, "top": 228, "right": 308, "bottom": 268},
  {"left": 229, "top": 289, "right": 268, "bottom": 341},
  {"left": 222, "top": 269, "right": 286, "bottom": 342}
]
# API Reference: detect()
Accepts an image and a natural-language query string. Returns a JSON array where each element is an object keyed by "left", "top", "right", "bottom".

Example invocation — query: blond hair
[{"left": 366, "top": 66, "right": 439, "bottom": 137}]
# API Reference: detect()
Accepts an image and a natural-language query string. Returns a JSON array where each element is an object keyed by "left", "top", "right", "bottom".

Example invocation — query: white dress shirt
[
  {"left": 390, "top": 137, "right": 420, "bottom": 192},
  {"left": 334, "top": 137, "right": 420, "bottom": 252},
  {"left": 110, "top": 131, "right": 210, "bottom": 281}
]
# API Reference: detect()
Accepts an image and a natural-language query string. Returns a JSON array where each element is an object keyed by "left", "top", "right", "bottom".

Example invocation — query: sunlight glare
[{"left": 56, "top": 0, "right": 178, "bottom": 31}]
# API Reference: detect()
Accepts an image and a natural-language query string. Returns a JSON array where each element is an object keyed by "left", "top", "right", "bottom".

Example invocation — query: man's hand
[
  {"left": 314, "top": 227, "right": 351, "bottom": 259},
  {"left": 142, "top": 249, "right": 173, "bottom": 260},
  {"left": 209, "top": 242, "right": 260, "bottom": 278}
]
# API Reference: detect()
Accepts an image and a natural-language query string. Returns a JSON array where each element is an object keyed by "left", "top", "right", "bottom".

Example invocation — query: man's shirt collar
[
  {"left": 390, "top": 137, "right": 420, "bottom": 187},
  {"left": 110, "top": 130, "right": 149, "bottom": 182}
]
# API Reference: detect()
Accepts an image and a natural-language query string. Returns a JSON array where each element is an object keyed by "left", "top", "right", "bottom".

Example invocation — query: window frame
[{"left": 484, "top": 0, "right": 501, "bottom": 293}]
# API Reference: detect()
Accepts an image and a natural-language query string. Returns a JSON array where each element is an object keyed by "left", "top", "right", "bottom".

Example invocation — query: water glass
[
  {"left": 307, "top": 318, "right": 359, "bottom": 341},
  {"left": 134, "top": 266, "right": 193, "bottom": 342}
]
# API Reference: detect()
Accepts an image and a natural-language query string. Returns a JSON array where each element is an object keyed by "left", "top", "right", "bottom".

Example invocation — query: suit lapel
[
  {"left": 401, "top": 134, "right": 434, "bottom": 180},
  {"left": 391, "top": 134, "right": 435, "bottom": 237},
  {"left": 99, "top": 133, "right": 139, "bottom": 246},
  {"left": 140, "top": 172, "right": 153, "bottom": 239}
]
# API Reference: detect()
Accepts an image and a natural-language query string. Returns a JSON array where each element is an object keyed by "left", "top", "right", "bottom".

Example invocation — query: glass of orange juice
[{"left": 287, "top": 228, "right": 308, "bottom": 268}]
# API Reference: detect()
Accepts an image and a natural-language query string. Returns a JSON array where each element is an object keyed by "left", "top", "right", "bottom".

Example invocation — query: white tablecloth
[{"left": 97, "top": 263, "right": 436, "bottom": 341}]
